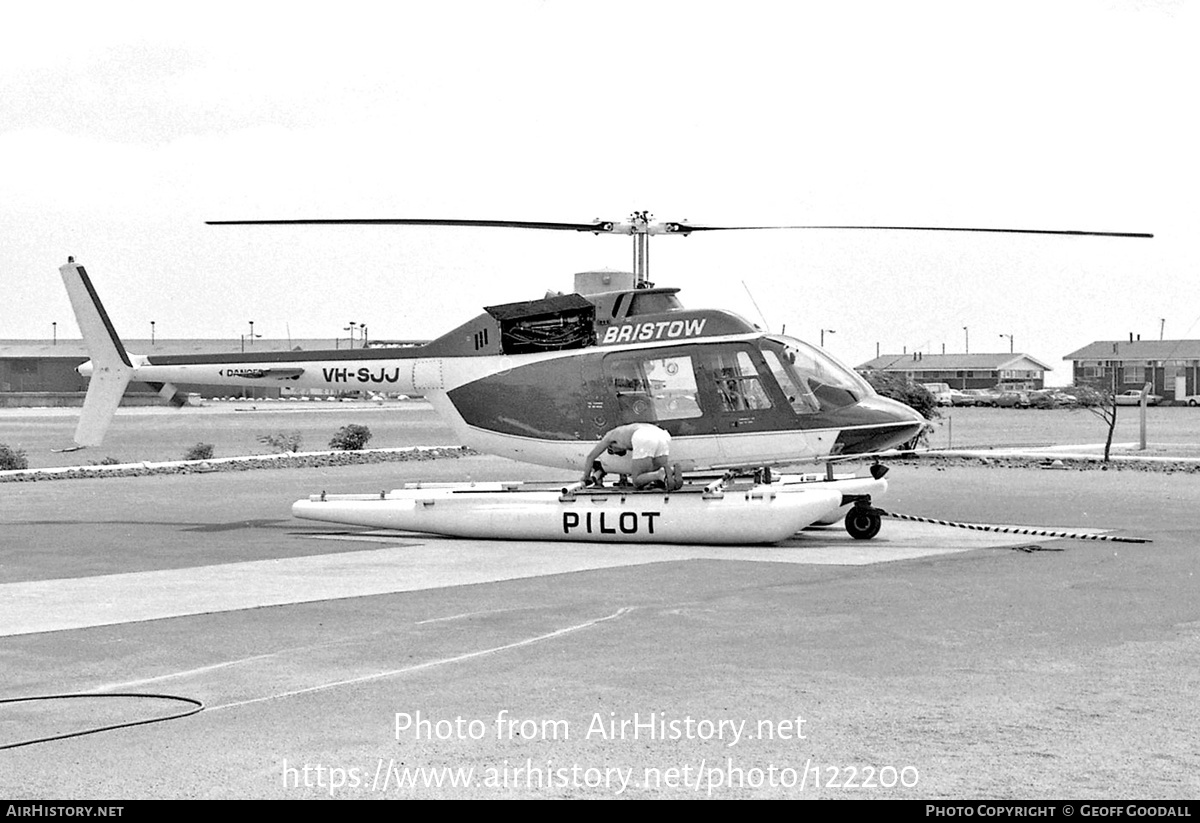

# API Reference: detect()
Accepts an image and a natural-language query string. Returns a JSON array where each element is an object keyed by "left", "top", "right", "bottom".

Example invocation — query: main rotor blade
[
  {"left": 665, "top": 223, "right": 1153, "bottom": 238},
  {"left": 206, "top": 217, "right": 616, "bottom": 233},
  {"left": 207, "top": 217, "right": 1153, "bottom": 239}
]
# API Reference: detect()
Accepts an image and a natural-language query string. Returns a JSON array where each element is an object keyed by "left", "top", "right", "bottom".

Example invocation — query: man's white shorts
[{"left": 631, "top": 425, "right": 671, "bottom": 460}]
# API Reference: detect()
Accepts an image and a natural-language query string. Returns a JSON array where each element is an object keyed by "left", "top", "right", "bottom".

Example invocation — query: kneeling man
[{"left": 581, "top": 422, "right": 681, "bottom": 490}]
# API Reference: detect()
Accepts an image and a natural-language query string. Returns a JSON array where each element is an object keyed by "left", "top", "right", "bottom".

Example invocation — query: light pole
[
  {"left": 344, "top": 322, "right": 358, "bottom": 349},
  {"left": 963, "top": 326, "right": 969, "bottom": 354},
  {"left": 52, "top": 321, "right": 57, "bottom": 346},
  {"left": 820, "top": 329, "right": 835, "bottom": 347},
  {"left": 361, "top": 324, "right": 368, "bottom": 347},
  {"left": 999, "top": 333, "right": 1013, "bottom": 353},
  {"left": 150, "top": 320, "right": 156, "bottom": 346},
  {"left": 248, "top": 321, "right": 256, "bottom": 344}
]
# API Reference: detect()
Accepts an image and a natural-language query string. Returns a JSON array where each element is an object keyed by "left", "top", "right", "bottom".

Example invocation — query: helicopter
[{"left": 59, "top": 211, "right": 1149, "bottom": 486}]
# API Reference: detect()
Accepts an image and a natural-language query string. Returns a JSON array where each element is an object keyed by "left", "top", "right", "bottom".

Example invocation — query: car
[
  {"left": 1027, "top": 389, "right": 1078, "bottom": 409},
  {"left": 1184, "top": 394, "right": 1200, "bottom": 407},
  {"left": 921, "top": 383, "right": 954, "bottom": 406},
  {"left": 948, "top": 389, "right": 977, "bottom": 406},
  {"left": 993, "top": 390, "right": 1030, "bottom": 408},
  {"left": 1114, "top": 389, "right": 1163, "bottom": 406},
  {"left": 962, "top": 388, "right": 1002, "bottom": 406}
]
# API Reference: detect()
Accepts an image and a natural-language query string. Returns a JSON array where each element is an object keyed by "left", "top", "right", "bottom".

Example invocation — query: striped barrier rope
[{"left": 873, "top": 508, "right": 1152, "bottom": 544}]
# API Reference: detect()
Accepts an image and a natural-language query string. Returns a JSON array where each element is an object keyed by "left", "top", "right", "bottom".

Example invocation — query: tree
[{"left": 1072, "top": 385, "right": 1118, "bottom": 462}]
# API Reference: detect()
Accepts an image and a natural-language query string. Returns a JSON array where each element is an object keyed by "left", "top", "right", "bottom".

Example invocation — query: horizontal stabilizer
[{"left": 147, "top": 381, "right": 187, "bottom": 407}]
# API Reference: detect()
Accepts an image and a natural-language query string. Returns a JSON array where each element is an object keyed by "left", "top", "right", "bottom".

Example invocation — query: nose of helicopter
[
  {"left": 874, "top": 393, "right": 928, "bottom": 424},
  {"left": 833, "top": 393, "right": 929, "bottom": 455},
  {"left": 77, "top": 360, "right": 94, "bottom": 378}
]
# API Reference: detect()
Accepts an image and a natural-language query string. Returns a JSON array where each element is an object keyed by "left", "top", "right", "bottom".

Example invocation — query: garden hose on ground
[{"left": 0, "top": 692, "right": 204, "bottom": 750}]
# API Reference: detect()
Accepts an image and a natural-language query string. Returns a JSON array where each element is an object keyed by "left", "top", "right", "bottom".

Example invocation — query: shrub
[
  {"left": 90, "top": 456, "right": 123, "bottom": 465},
  {"left": 258, "top": 431, "right": 303, "bottom": 453},
  {"left": 0, "top": 443, "right": 29, "bottom": 471},
  {"left": 861, "top": 372, "right": 940, "bottom": 449},
  {"left": 184, "top": 443, "right": 214, "bottom": 461},
  {"left": 862, "top": 372, "right": 940, "bottom": 421},
  {"left": 329, "top": 424, "right": 372, "bottom": 451}
]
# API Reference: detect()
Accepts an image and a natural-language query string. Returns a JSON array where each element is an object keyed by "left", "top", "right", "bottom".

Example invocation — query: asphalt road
[{"left": 2, "top": 455, "right": 1197, "bottom": 799}]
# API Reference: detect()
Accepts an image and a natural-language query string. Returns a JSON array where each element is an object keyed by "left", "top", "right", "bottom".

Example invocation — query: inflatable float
[{"left": 291, "top": 473, "right": 888, "bottom": 545}]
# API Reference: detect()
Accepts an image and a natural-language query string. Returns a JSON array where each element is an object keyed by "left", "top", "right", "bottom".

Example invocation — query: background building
[
  {"left": 1064, "top": 339, "right": 1200, "bottom": 402},
  {"left": 856, "top": 352, "right": 1050, "bottom": 390}
]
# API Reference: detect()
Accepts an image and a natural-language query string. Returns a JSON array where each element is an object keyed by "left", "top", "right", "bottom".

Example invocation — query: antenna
[{"left": 741, "top": 281, "right": 771, "bottom": 331}]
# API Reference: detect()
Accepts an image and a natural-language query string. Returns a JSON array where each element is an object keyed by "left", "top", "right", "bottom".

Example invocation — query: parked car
[
  {"left": 1028, "top": 389, "right": 1079, "bottom": 409},
  {"left": 1114, "top": 389, "right": 1163, "bottom": 406},
  {"left": 948, "top": 389, "right": 977, "bottom": 406},
  {"left": 963, "top": 389, "right": 1002, "bottom": 406},
  {"left": 921, "top": 383, "right": 954, "bottom": 406},
  {"left": 993, "top": 390, "right": 1030, "bottom": 408},
  {"left": 1184, "top": 394, "right": 1200, "bottom": 407}
]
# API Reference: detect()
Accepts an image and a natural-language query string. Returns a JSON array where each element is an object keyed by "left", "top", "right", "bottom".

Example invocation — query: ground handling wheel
[{"left": 845, "top": 504, "right": 882, "bottom": 540}]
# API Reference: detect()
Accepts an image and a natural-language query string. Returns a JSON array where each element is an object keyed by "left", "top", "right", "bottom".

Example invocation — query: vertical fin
[{"left": 59, "top": 259, "right": 134, "bottom": 447}]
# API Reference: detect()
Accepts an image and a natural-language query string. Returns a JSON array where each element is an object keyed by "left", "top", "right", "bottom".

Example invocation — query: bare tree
[{"left": 1073, "top": 385, "right": 1118, "bottom": 462}]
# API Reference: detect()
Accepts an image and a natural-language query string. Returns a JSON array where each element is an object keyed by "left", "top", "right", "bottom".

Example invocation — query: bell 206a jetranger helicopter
[{"left": 60, "top": 212, "right": 1150, "bottom": 544}]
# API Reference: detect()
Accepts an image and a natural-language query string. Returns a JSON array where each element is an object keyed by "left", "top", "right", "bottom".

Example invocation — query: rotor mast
[
  {"left": 612, "top": 210, "right": 687, "bottom": 288},
  {"left": 631, "top": 210, "right": 653, "bottom": 287}
]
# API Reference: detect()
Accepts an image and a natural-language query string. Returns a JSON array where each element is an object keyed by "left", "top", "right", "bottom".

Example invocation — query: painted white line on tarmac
[
  {"left": 206, "top": 607, "right": 635, "bottom": 712},
  {"left": 0, "top": 523, "right": 1033, "bottom": 637}
]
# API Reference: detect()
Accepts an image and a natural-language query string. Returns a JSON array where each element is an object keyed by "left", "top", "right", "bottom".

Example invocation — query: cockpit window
[
  {"left": 761, "top": 336, "right": 872, "bottom": 413},
  {"left": 711, "top": 350, "right": 773, "bottom": 412},
  {"left": 762, "top": 349, "right": 820, "bottom": 414},
  {"left": 605, "top": 351, "right": 702, "bottom": 421}
]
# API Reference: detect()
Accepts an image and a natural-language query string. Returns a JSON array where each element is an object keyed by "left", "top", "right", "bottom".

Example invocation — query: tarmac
[{"left": 1, "top": 453, "right": 1197, "bottom": 798}]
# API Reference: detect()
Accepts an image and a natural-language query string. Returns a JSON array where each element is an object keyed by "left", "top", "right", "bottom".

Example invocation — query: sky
[{"left": 1, "top": 1, "right": 1195, "bottom": 384}]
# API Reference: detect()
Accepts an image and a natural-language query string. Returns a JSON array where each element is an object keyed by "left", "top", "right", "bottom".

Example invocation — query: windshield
[{"left": 760, "top": 335, "right": 873, "bottom": 414}]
